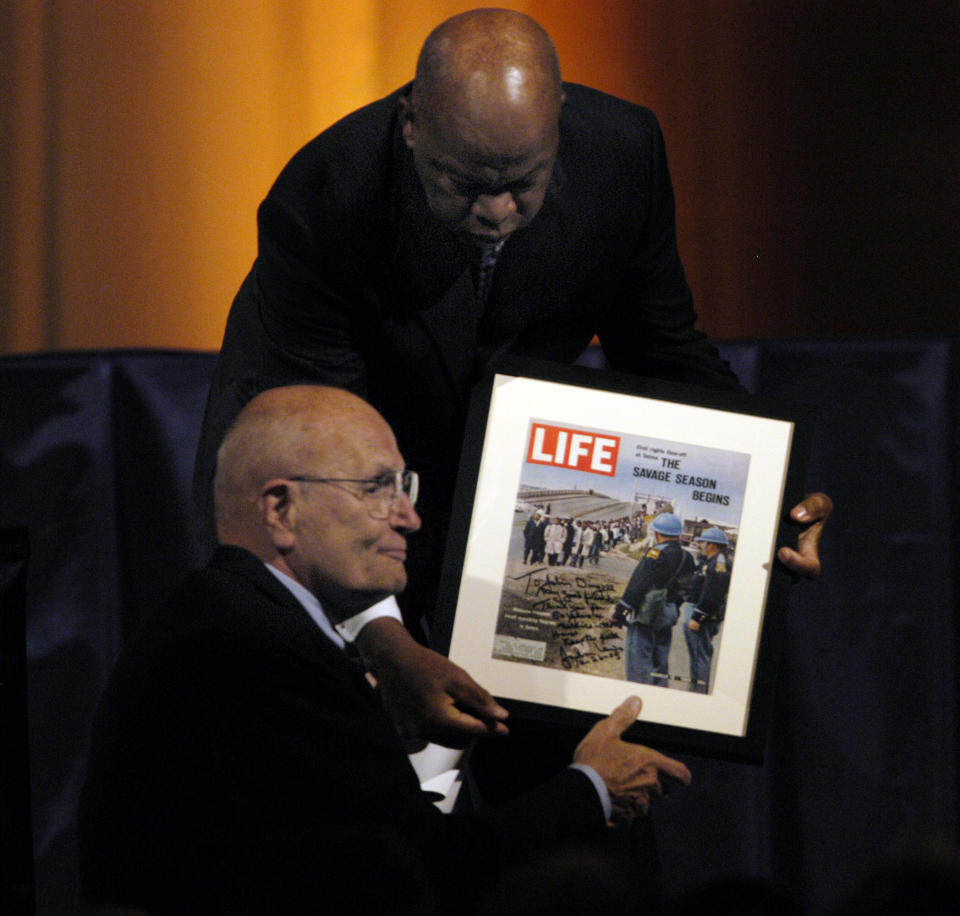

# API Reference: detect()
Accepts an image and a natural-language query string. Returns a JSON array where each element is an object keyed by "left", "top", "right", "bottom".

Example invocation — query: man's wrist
[
  {"left": 569, "top": 763, "right": 612, "bottom": 823},
  {"left": 352, "top": 615, "right": 422, "bottom": 677},
  {"left": 335, "top": 596, "right": 403, "bottom": 643}
]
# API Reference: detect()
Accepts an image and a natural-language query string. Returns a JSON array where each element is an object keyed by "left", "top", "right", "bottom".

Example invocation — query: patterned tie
[{"left": 474, "top": 239, "right": 505, "bottom": 309}]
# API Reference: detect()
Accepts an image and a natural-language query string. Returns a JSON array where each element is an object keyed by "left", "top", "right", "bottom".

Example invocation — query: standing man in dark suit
[
  {"left": 523, "top": 510, "right": 544, "bottom": 564},
  {"left": 80, "top": 385, "right": 691, "bottom": 915},
  {"left": 192, "top": 9, "right": 831, "bottom": 745}
]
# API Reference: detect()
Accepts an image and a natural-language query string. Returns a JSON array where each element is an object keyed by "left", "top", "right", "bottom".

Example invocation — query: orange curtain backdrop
[
  {"left": 2, "top": 1, "right": 957, "bottom": 354},
  {"left": 1, "top": 0, "right": 540, "bottom": 354},
  {"left": 3, "top": 0, "right": 398, "bottom": 352}
]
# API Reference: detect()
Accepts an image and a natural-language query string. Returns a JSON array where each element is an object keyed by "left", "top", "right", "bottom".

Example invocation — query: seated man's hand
[
  {"left": 355, "top": 617, "right": 509, "bottom": 748},
  {"left": 573, "top": 696, "right": 690, "bottom": 827},
  {"left": 777, "top": 492, "right": 834, "bottom": 579}
]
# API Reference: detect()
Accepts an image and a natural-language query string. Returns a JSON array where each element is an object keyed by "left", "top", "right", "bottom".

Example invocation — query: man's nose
[
  {"left": 473, "top": 191, "right": 516, "bottom": 227},
  {"left": 390, "top": 492, "right": 421, "bottom": 532}
]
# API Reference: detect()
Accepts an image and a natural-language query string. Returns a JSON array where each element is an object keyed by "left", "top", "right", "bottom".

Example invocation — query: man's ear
[
  {"left": 259, "top": 479, "right": 296, "bottom": 551},
  {"left": 398, "top": 93, "right": 416, "bottom": 149}
]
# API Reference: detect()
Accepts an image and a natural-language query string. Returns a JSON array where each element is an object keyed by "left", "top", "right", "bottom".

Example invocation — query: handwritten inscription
[{"left": 498, "top": 569, "right": 624, "bottom": 675}]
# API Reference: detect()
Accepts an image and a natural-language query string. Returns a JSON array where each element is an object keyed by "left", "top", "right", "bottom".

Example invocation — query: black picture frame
[{"left": 432, "top": 356, "right": 813, "bottom": 762}]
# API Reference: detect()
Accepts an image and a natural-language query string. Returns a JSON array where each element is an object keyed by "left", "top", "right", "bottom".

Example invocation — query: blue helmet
[
  {"left": 651, "top": 513, "right": 683, "bottom": 537},
  {"left": 698, "top": 526, "right": 728, "bottom": 545}
]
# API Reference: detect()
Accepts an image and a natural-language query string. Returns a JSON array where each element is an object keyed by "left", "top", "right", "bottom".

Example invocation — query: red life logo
[{"left": 527, "top": 423, "right": 620, "bottom": 477}]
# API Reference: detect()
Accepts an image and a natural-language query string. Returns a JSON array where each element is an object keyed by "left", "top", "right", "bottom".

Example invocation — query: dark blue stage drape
[
  {"left": 1, "top": 341, "right": 957, "bottom": 914},
  {"left": 1, "top": 527, "right": 33, "bottom": 915}
]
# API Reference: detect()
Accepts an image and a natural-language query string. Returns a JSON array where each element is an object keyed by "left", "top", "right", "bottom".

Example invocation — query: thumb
[{"left": 607, "top": 695, "right": 643, "bottom": 733}]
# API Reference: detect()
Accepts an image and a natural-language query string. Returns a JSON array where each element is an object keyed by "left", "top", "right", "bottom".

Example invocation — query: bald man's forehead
[
  {"left": 423, "top": 146, "right": 554, "bottom": 201},
  {"left": 239, "top": 389, "right": 398, "bottom": 473},
  {"left": 302, "top": 415, "right": 405, "bottom": 478},
  {"left": 427, "top": 107, "right": 558, "bottom": 177},
  {"left": 423, "top": 73, "right": 560, "bottom": 142},
  {"left": 456, "top": 63, "right": 547, "bottom": 104}
]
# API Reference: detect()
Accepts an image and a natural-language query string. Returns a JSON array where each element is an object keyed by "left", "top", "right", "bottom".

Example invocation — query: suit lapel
[
  {"left": 207, "top": 546, "right": 376, "bottom": 697},
  {"left": 415, "top": 268, "right": 484, "bottom": 400},
  {"left": 387, "top": 137, "right": 484, "bottom": 408}
]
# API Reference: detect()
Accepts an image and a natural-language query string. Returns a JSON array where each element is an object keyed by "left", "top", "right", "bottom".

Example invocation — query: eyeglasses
[{"left": 288, "top": 469, "right": 419, "bottom": 520}]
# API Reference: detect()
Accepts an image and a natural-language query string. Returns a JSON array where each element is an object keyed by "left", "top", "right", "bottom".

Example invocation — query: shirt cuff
[
  {"left": 569, "top": 763, "right": 612, "bottom": 823},
  {"left": 334, "top": 596, "right": 403, "bottom": 643}
]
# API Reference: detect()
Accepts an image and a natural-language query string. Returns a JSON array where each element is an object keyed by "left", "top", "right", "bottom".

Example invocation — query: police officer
[
  {"left": 680, "top": 527, "right": 731, "bottom": 693},
  {"left": 610, "top": 513, "right": 694, "bottom": 687}
]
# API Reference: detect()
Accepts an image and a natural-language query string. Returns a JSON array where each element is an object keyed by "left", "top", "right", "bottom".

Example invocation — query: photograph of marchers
[
  {"left": 492, "top": 420, "right": 748, "bottom": 694},
  {"left": 440, "top": 365, "right": 805, "bottom": 753}
]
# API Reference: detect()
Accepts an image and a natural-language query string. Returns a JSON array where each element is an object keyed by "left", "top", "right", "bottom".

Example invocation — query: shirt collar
[{"left": 264, "top": 563, "right": 345, "bottom": 649}]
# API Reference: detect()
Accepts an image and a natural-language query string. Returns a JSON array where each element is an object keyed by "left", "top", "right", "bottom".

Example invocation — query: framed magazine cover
[{"left": 432, "top": 357, "right": 813, "bottom": 762}]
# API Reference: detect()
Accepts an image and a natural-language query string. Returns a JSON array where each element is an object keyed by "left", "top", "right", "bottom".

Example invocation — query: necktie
[{"left": 474, "top": 240, "right": 505, "bottom": 309}]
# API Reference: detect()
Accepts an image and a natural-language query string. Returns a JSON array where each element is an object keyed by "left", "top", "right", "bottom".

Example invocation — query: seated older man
[{"left": 79, "top": 385, "right": 689, "bottom": 915}]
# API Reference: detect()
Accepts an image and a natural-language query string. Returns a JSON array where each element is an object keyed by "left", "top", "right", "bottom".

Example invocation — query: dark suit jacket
[
  {"left": 192, "top": 82, "right": 740, "bottom": 628},
  {"left": 78, "top": 546, "right": 605, "bottom": 914}
]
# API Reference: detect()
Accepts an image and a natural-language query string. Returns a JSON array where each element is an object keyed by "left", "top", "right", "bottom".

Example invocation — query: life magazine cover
[{"left": 492, "top": 419, "right": 749, "bottom": 694}]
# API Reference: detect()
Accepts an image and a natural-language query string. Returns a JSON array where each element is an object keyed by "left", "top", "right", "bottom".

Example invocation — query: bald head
[
  {"left": 415, "top": 9, "right": 562, "bottom": 123},
  {"left": 401, "top": 9, "right": 564, "bottom": 245},
  {"left": 214, "top": 385, "right": 394, "bottom": 546},
  {"left": 213, "top": 385, "right": 420, "bottom": 612}
]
